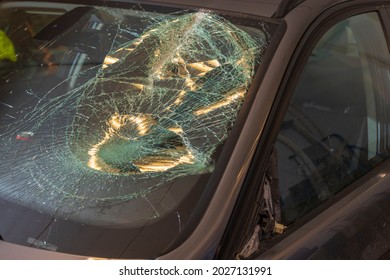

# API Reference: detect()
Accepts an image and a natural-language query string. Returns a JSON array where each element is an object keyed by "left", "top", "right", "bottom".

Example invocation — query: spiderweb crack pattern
[{"left": 0, "top": 8, "right": 266, "bottom": 225}]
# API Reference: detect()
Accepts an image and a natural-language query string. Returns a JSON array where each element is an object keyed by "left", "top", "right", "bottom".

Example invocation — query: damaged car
[{"left": 0, "top": 0, "right": 390, "bottom": 259}]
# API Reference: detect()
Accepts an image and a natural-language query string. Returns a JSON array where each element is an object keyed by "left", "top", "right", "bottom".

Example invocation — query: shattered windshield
[{"left": 0, "top": 1, "right": 271, "bottom": 258}]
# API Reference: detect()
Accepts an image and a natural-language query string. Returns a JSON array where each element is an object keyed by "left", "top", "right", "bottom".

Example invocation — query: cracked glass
[{"left": 0, "top": 1, "right": 271, "bottom": 258}]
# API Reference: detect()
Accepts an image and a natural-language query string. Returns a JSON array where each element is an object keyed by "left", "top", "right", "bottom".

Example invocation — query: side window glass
[{"left": 276, "top": 12, "right": 390, "bottom": 224}]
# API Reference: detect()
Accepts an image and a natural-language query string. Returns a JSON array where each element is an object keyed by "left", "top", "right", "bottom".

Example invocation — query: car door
[{"left": 219, "top": 4, "right": 390, "bottom": 260}]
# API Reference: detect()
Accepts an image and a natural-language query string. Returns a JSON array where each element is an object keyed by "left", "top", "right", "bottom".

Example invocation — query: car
[{"left": 0, "top": 0, "right": 390, "bottom": 260}]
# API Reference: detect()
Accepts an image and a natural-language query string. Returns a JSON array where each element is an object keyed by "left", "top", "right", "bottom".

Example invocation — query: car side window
[{"left": 276, "top": 12, "right": 390, "bottom": 224}]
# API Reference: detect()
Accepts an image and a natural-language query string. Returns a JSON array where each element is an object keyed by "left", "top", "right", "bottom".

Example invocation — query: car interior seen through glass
[{"left": 276, "top": 12, "right": 390, "bottom": 225}]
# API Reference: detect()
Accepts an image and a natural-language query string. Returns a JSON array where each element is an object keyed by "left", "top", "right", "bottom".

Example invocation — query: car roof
[
  {"left": 0, "top": 0, "right": 365, "bottom": 18},
  {"left": 136, "top": 0, "right": 352, "bottom": 18},
  {"left": 136, "top": 0, "right": 284, "bottom": 17}
]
